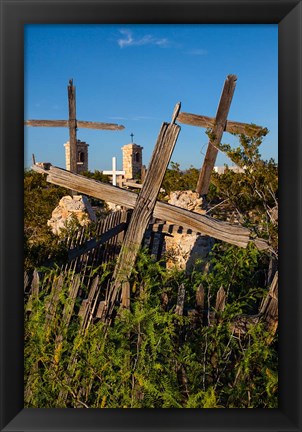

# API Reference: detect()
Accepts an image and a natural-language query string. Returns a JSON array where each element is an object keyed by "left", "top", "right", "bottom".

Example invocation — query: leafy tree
[
  {"left": 161, "top": 162, "right": 199, "bottom": 197},
  {"left": 207, "top": 132, "right": 278, "bottom": 257},
  {"left": 81, "top": 170, "right": 110, "bottom": 183}
]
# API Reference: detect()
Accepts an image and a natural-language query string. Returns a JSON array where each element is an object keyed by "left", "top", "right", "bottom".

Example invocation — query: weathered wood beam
[
  {"left": 68, "top": 80, "right": 77, "bottom": 174},
  {"left": 24, "top": 120, "right": 69, "bottom": 128},
  {"left": 32, "top": 164, "right": 254, "bottom": 248},
  {"left": 108, "top": 104, "right": 181, "bottom": 312},
  {"left": 24, "top": 119, "right": 124, "bottom": 131},
  {"left": 76, "top": 120, "right": 124, "bottom": 131},
  {"left": 196, "top": 74, "right": 237, "bottom": 196},
  {"left": 177, "top": 112, "right": 265, "bottom": 137}
]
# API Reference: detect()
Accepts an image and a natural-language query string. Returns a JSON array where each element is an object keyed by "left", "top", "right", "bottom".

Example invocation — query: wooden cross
[
  {"left": 25, "top": 79, "right": 125, "bottom": 174},
  {"left": 176, "top": 75, "right": 266, "bottom": 196},
  {"left": 103, "top": 157, "right": 125, "bottom": 186}
]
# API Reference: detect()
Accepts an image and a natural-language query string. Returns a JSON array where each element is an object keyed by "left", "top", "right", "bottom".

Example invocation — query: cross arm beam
[
  {"left": 24, "top": 120, "right": 69, "bottom": 128},
  {"left": 24, "top": 119, "right": 124, "bottom": 131},
  {"left": 176, "top": 112, "right": 266, "bottom": 137},
  {"left": 77, "top": 120, "right": 124, "bottom": 131}
]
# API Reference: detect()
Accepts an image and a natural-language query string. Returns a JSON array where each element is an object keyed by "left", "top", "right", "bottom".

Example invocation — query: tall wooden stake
[
  {"left": 68, "top": 79, "right": 77, "bottom": 175},
  {"left": 196, "top": 74, "right": 237, "bottom": 196}
]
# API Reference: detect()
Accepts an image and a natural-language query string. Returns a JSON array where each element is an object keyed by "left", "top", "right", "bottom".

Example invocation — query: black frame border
[{"left": 0, "top": 1, "right": 301, "bottom": 431}]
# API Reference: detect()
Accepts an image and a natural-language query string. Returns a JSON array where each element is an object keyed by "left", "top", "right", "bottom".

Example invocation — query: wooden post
[
  {"left": 106, "top": 103, "right": 181, "bottom": 316},
  {"left": 68, "top": 79, "right": 77, "bottom": 174},
  {"left": 196, "top": 74, "right": 237, "bottom": 196}
]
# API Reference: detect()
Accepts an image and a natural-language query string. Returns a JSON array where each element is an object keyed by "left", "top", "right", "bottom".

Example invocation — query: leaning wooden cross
[
  {"left": 177, "top": 75, "right": 266, "bottom": 195},
  {"left": 33, "top": 102, "right": 269, "bottom": 320},
  {"left": 25, "top": 79, "right": 124, "bottom": 174}
]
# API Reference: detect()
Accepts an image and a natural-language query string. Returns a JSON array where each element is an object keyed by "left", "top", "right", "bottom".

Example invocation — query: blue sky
[{"left": 24, "top": 24, "right": 278, "bottom": 172}]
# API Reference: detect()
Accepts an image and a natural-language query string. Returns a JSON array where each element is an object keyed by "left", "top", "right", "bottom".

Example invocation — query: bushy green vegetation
[
  {"left": 161, "top": 162, "right": 200, "bottom": 196},
  {"left": 24, "top": 247, "right": 277, "bottom": 408}
]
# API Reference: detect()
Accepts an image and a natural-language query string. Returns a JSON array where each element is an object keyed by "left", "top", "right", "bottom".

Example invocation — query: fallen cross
[{"left": 33, "top": 163, "right": 269, "bottom": 248}]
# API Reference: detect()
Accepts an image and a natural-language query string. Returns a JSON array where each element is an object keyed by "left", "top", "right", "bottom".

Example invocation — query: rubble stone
[
  {"left": 48, "top": 195, "right": 96, "bottom": 235},
  {"left": 167, "top": 190, "right": 204, "bottom": 214}
]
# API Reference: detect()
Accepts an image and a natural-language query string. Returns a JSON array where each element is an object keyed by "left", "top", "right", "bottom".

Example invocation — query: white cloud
[
  {"left": 186, "top": 48, "right": 208, "bottom": 56},
  {"left": 117, "top": 29, "right": 169, "bottom": 48}
]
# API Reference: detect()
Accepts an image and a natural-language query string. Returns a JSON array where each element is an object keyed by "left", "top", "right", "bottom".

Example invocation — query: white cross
[{"left": 103, "top": 156, "right": 125, "bottom": 186}]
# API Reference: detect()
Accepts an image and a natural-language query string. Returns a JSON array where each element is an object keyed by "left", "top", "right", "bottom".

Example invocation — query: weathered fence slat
[
  {"left": 196, "top": 284, "right": 205, "bottom": 311},
  {"left": 175, "top": 283, "right": 186, "bottom": 316},
  {"left": 45, "top": 274, "right": 65, "bottom": 326},
  {"left": 196, "top": 74, "right": 237, "bottom": 195},
  {"left": 78, "top": 275, "right": 100, "bottom": 331},
  {"left": 31, "top": 269, "right": 40, "bottom": 297},
  {"left": 259, "top": 271, "right": 278, "bottom": 336},
  {"left": 55, "top": 274, "right": 81, "bottom": 345},
  {"left": 215, "top": 286, "right": 226, "bottom": 312}
]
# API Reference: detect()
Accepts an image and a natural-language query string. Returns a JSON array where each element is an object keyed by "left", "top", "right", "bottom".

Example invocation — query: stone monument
[{"left": 121, "top": 134, "right": 143, "bottom": 180}]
